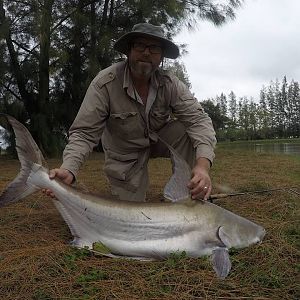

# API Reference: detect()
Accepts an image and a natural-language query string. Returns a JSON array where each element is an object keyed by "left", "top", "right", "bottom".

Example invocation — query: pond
[{"left": 221, "top": 142, "right": 300, "bottom": 156}]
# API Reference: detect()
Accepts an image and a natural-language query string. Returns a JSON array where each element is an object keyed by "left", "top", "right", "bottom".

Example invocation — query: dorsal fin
[{"left": 155, "top": 134, "right": 191, "bottom": 202}]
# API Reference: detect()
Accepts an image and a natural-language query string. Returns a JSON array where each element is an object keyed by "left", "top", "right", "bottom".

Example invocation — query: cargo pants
[{"left": 110, "top": 120, "right": 195, "bottom": 201}]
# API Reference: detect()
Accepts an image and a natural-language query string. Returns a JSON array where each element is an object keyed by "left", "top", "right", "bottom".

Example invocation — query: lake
[{"left": 221, "top": 142, "right": 300, "bottom": 156}]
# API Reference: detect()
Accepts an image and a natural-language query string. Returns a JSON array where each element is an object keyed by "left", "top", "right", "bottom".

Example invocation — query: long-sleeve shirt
[{"left": 61, "top": 60, "right": 216, "bottom": 190}]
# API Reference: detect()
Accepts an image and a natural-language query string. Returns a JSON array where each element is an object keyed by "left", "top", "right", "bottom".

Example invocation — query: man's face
[{"left": 128, "top": 37, "right": 163, "bottom": 78}]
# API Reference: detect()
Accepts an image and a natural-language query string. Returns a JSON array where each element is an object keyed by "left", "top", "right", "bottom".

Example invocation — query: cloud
[{"left": 174, "top": 0, "right": 300, "bottom": 101}]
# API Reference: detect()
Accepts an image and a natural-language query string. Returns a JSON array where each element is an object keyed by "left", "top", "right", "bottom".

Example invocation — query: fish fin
[
  {"left": 90, "top": 249, "right": 154, "bottom": 261},
  {"left": 0, "top": 114, "right": 47, "bottom": 206},
  {"left": 52, "top": 201, "right": 80, "bottom": 238},
  {"left": 218, "top": 226, "right": 234, "bottom": 248},
  {"left": 0, "top": 114, "right": 47, "bottom": 168},
  {"left": 211, "top": 248, "right": 232, "bottom": 279},
  {"left": 155, "top": 135, "right": 191, "bottom": 202},
  {"left": 92, "top": 241, "right": 112, "bottom": 254},
  {"left": 91, "top": 242, "right": 154, "bottom": 261},
  {"left": 0, "top": 161, "right": 40, "bottom": 207}
]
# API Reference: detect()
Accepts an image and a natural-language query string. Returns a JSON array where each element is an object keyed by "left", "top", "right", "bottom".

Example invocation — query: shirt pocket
[
  {"left": 109, "top": 112, "right": 141, "bottom": 138},
  {"left": 149, "top": 103, "right": 171, "bottom": 131}
]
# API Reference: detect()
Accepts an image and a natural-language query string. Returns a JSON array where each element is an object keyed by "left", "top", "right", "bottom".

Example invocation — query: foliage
[
  {"left": 164, "top": 60, "right": 192, "bottom": 89},
  {"left": 0, "top": 0, "right": 243, "bottom": 155},
  {"left": 204, "top": 76, "right": 300, "bottom": 141}
]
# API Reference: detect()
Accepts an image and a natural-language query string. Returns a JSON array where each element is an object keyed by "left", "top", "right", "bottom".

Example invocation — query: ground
[{"left": 0, "top": 147, "right": 299, "bottom": 300}]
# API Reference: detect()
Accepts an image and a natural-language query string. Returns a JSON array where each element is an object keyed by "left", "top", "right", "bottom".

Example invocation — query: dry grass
[{"left": 0, "top": 147, "right": 299, "bottom": 300}]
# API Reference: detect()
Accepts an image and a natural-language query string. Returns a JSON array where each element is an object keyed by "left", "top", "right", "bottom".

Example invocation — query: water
[
  {"left": 223, "top": 142, "right": 300, "bottom": 156},
  {"left": 254, "top": 143, "right": 300, "bottom": 155}
]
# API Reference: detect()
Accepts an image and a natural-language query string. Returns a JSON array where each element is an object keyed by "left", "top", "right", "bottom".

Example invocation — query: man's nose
[{"left": 142, "top": 46, "right": 151, "bottom": 55}]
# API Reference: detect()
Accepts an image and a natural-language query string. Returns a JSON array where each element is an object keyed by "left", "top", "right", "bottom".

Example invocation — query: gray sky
[{"left": 174, "top": 0, "right": 300, "bottom": 102}]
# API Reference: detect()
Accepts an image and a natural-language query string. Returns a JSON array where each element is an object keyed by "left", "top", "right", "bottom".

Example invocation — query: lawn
[{"left": 0, "top": 147, "right": 299, "bottom": 300}]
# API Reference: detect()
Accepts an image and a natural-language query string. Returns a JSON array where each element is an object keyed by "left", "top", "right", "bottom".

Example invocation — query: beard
[{"left": 129, "top": 59, "right": 156, "bottom": 78}]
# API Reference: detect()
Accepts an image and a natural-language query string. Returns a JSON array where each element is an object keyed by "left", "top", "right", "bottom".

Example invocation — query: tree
[
  {"left": 164, "top": 60, "right": 191, "bottom": 89},
  {"left": 257, "top": 85, "right": 270, "bottom": 138},
  {"left": 216, "top": 92, "right": 227, "bottom": 117},
  {"left": 287, "top": 80, "right": 300, "bottom": 137},
  {"left": 201, "top": 99, "right": 229, "bottom": 132},
  {"left": 228, "top": 90, "right": 237, "bottom": 123},
  {"left": 0, "top": 0, "right": 244, "bottom": 155}
]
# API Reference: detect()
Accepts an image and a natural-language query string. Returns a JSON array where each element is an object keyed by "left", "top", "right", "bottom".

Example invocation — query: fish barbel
[{"left": 0, "top": 115, "right": 266, "bottom": 278}]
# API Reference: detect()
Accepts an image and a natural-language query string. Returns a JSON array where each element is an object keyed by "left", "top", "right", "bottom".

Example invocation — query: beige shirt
[{"left": 61, "top": 60, "right": 216, "bottom": 186}]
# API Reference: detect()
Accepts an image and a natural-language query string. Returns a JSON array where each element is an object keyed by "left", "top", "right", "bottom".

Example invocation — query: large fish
[{"left": 0, "top": 115, "right": 265, "bottom": 278}]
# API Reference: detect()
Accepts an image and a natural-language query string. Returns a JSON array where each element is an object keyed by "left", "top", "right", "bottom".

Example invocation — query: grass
[
  {"left": 0, "top": 148, "right": 299, "bottom": 300},
  {"left": 218, "top": 137, "right": 300, "bottom": 146}
]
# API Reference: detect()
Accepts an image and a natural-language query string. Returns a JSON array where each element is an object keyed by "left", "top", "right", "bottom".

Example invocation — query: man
[{"left": 45, "top": 23, "right": 216, "bottom": 201}]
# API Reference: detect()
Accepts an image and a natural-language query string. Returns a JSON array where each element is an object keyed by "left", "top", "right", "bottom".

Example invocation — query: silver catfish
[{"left": 0, "top": 115, "right": 265, "bottom": 278}]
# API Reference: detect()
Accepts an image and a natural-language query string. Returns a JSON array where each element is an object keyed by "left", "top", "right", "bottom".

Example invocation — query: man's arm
[
  {"left": 170, "top": 78, "right": 216, "bottom": 200},
  {"left": 61, "top": 82, "right": 110, "bottom": 178},
  {"left": 44, "top": 79, "right": 110, "bottom": 197}
]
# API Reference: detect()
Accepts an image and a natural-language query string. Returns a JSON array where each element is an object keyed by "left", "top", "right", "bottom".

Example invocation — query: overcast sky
[{"left": 174, "top": 0, "right": 300, "bottom": 102}]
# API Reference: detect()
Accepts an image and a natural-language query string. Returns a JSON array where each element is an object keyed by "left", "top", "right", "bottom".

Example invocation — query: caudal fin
[{"left": 0, "top": 114, "right": 47, "bottom": 207}]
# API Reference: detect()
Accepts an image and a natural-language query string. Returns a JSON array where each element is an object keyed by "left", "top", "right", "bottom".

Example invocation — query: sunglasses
[{"left": 132, "top": 42, "right": 162, "bottom": 54}]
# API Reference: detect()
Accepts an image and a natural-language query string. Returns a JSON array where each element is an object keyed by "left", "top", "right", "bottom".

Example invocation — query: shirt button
[{"left": 144, "top": 128, "right": 149, "bottom": 138}]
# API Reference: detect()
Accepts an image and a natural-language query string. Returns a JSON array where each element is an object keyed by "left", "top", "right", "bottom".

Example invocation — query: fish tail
[{"left": 0, "top": 114, "right": 48, "bottom": 207}]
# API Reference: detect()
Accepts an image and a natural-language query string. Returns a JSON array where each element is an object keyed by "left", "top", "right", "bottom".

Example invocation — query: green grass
[{"left": 0, "top": 148, "right": 299, "bottom": 300}]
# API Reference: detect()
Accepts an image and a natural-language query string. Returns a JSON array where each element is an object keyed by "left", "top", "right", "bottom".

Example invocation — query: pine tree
[
  {"left": 228, "top": 90, "right": 237, "bottom": 123},
  {"left": 0, "top": 0, "right": 244, "bottom": 154}
]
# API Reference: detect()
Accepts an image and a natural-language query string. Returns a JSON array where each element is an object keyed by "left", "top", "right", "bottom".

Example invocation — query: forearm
[
  {"left": 195, "top": 157, "right": 211, "bottom": 171},
  {"left": 61, "top": 131, "right": 99, "bottom": 177}
]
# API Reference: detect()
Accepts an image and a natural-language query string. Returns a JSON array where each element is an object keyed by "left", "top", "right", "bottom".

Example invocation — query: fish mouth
[
  {"left": 251, "top": 227, "right": 266, "bottom": 245},
  {"left": 258, "top": 227, "right": 266, "bottom": 241}
]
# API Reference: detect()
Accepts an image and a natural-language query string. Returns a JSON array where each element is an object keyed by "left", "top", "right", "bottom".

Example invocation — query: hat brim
[{"left": 114, "top": 32, "right": 179, "bottom": 59}]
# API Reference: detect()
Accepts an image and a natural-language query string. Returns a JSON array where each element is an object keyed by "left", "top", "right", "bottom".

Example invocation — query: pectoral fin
[
  {"left": 211, "top": 248, "right": 232, "bottom": 279},
  {"left": 218, "top": 226, "right": 234, "bottom": 248}
]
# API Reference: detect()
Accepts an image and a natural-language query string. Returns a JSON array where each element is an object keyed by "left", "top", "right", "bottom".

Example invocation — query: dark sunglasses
[{"left": 132, "top": 42, "right": 162, "bottom": 54}]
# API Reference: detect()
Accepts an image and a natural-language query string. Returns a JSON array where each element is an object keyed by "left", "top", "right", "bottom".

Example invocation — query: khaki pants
[{"left": 111, "top": 120, "right": 196, "bottom": 201}]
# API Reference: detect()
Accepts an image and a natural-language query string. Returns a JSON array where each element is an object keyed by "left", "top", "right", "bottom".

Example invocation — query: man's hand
[
  {"left": 187, "top": 157, "right": 212, "bottom": 200},
  {"left": 42, "top": 168, "right": 74, "bottom": 198}
]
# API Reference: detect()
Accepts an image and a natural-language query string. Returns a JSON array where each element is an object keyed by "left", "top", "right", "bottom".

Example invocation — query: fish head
[{"left": 217, "top": 220, "right": 266, "bottom": 250}]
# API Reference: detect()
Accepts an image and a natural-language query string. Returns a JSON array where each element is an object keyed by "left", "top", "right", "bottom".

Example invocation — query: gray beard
[{"left": 130, "top": 60, "right": 155, "bottom": 78}]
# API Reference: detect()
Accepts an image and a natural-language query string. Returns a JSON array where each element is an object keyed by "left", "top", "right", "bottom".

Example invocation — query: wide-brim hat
[{"left": 114, "top": 23, "right": 179, "bottom": 59}]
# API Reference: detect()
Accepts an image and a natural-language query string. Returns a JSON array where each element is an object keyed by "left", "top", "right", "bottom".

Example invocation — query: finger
[
  {"left": 191, "top": 183, "right": 211, "bottom": 200},
  {"left": 49, "top": 169, "right": 57, "bottom": 179},
  {"left": 46, "top": 189, "right": 53, "bottom": 196},
  {"left": 190, "top": 178, "right": 207, "bottom": 194},
  {"left": 188, "top": 171, "right": 203, "bottom": 186},
  {"left": 203, "top": 186, "right": 212, "bottom": 201}
]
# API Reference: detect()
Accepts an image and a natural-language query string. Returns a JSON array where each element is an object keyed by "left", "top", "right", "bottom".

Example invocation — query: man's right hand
[{"left": 43, "top": 168, "right": 74, "bottom": 198}]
